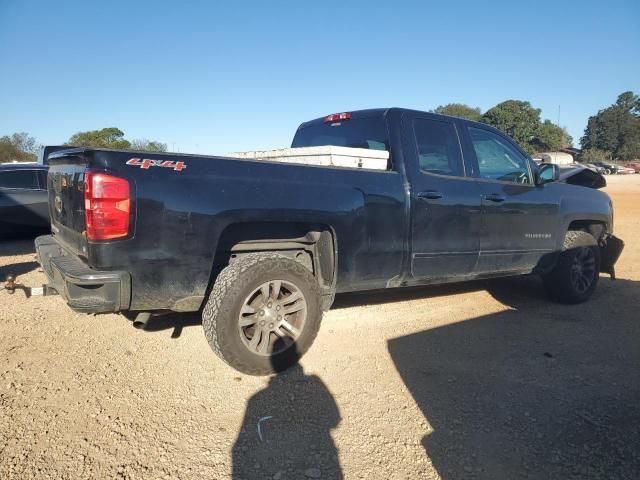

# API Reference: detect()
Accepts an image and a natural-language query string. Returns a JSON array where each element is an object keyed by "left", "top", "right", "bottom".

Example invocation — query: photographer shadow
[{"left": 231, "top": 344, "right": 343, "bottom": 479}]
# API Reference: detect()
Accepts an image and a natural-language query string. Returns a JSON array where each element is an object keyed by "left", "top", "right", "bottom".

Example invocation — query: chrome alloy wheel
[
  {"left": 570, "top": 247, "right": 597, "bottom": 294},
  {"left": 238, "top": 280, "right": 307, "bottom": 356}
]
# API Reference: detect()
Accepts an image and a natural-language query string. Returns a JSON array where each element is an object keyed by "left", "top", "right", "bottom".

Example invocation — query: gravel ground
[{"left": 1, "top": 175, "right": 639, "bottom": 480}]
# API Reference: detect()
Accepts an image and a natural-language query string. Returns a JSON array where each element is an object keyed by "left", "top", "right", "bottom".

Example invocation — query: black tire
[
  {"left": 202, "top": 252, "right": 322, "bottom": 375},
  {"left": 543, "top": 230, "right": 600, "bottom": 304}
]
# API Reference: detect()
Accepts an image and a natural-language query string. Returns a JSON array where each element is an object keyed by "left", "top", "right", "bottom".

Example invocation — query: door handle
[
  {"left": 417, "top": 190, "right": 443, "bottom": 200},
  {"left": 484, "top": 193, "right": 505, "bottom": 203}
]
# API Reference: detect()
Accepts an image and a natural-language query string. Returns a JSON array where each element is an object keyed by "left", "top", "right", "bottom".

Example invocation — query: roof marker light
[{"left": 323, "top": 112, "right": 352, "bottom": 123}]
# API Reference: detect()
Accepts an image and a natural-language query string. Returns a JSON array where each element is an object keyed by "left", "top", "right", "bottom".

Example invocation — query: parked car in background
[
  {"left": 582, "top": 163, "right": 606, "bottom": 174},
  {"left": 618, "top": 166, "right": 636, "bottom": 174},
  {"left": 612, "top": 165, "right": 627, "bottom": 174},
  {"left": 0, "top": 163, "right": 50, "bottom": 238},
  {"left": 623, "top": 163, "right": 640, "bottom": 173},
  {"left": 558, "top": 164, "right": 607, "bottom": 189},
  {"left": 591, "top": 161, "right": 618, "bottom": 175},
  {"left": 37, "top": 145, "right": 77, "bottom": 165}
]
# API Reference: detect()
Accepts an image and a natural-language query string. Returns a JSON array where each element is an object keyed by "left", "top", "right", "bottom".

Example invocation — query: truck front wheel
[
  {"left": 543, "top": 230, "right": 600, "bottom": 304},
  {"left": 202, "top": 252, "right": 322, "bottom": 375}
]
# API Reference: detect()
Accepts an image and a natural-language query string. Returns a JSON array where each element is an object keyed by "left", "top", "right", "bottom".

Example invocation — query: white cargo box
[{"left": 226, "top": 146, "right": 389, "bottom": 170}]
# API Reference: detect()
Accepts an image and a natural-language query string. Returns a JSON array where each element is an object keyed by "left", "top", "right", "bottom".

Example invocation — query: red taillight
[
  {"left": 323, "top": 112, "right": 352, "bottom": 123},
  {"left": 84, "top": 172, "right": 130, "bottom": 241}
]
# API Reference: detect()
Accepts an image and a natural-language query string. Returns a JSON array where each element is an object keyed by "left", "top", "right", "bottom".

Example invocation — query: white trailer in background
[{"left": 536, "top": 152, "right": 574, "bottom": 165}]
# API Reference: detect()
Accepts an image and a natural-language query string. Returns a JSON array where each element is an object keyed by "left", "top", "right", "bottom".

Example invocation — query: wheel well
[
  {"left": 567, "top": 220, "right": 606, "bottom": 242},
  {"left": 211, "top": 222, "right": 336, "bottom": 294}
]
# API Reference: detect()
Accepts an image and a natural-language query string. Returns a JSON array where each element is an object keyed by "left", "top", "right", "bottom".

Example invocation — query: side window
[
  {"left": 0, "top": 170, "right": 39, "bottom": 189},
  {"left": 413, "top": 118, "right": 465, "bottom": 177},
  {"left": 468, "top": 127, "right": 532, "bottom": 184}
]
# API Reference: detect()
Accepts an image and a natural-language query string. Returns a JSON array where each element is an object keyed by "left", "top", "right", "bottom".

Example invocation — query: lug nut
[
  {"left": 276, "top": 305, "right": 281, "bottom": 311},
  {"left": 259, "top": 310, "right": 265, "bottom": 316},
  {"left": 267, "top": 302, "right": 273, "bottom": 308}
]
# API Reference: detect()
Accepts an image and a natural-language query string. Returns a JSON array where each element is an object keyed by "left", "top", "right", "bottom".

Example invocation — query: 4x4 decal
[{"left": 126, "top": 158, "right": 187, "bottom": 172}]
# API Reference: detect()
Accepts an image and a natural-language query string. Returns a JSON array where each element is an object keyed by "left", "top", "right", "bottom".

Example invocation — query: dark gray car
[{"left": 0, "top": 163, "right": 50, "bottom": 237}]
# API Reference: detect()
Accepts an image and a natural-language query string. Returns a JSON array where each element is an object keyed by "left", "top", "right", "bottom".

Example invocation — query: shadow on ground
[
  {"left": 136, "top": 312, "right": 202, "bottom": 338},
  {"left": 135, "top": 282, "right": 488, "bottom": 339},
  {"left": 102, "top": 264, "right": 639, "bottom": 479},
  {"left": 388, "top": 275, "right": 640, "bottom": 479},
  {"left": 332, "top": 282, "right": 484, "bottom": 310},
  {"left": 0, "top": 261, "right": 40, "bottom": 279},
  {"left": 0, "top": 238, "right": 40, "bottom": 280},
  {"left": 232, "top": 346, "right": 343, "bottom": 479}
]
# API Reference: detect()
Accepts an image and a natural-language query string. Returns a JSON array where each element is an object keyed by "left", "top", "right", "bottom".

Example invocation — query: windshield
[{"left": 291, "top": 116, "right": 388, "bottom": 151}]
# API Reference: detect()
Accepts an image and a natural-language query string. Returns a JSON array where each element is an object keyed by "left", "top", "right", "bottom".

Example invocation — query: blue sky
[{"left": 1, "top": 0, "right": 638, "bottom": 154}]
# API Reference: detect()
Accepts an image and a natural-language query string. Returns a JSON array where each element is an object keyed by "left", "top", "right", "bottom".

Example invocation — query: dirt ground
[{"left": 1, "top": 175, "right": 639, "bottom": 480}]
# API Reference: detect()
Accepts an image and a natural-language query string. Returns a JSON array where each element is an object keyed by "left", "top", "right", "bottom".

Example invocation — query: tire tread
[{"left": 202, "top": 252, "right": 322, "bottom": 375}]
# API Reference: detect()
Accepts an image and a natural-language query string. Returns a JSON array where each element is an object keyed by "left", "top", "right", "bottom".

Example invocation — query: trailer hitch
[{"left": 3, "top": 274, "right": 58, "bottom": 298}]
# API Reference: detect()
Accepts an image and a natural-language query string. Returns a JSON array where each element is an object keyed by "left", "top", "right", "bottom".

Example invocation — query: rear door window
[
  {"left": 413, "top": 118, "right": 465, "bottom": 177},
  {"left": 0, "top": 170, "right": 39, "bottom": 189}
]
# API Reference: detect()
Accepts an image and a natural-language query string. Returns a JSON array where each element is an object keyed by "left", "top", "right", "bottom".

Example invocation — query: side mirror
[{"left": 536, "top": 163, "right": 560, "bottom": 185}]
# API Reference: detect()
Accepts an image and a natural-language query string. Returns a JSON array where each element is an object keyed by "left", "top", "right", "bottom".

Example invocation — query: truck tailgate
[{"left": 47, "top": 150, "right": 90, "bottom": 257}]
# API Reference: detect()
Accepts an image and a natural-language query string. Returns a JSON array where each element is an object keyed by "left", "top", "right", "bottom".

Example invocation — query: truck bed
[
  {"left": 45, "top": 146, "right": 407, "bottom": 312},
  {"left": 226, "top": 146, "right": 390, "bottom": 170}
]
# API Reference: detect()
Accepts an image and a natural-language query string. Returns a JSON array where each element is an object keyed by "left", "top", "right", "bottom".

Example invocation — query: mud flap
[{"left": 600, "top": 235, "right": 624, "bottom": 280}]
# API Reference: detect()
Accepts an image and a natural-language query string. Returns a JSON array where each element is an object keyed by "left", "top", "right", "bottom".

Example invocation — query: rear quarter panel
[{"left": 86, "top": 151, "right": 406, "bottom": 311}]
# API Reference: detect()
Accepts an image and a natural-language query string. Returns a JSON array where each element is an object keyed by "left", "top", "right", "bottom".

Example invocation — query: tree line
[
  {"left": 2, "top": 92, "right": 639, "bottom": 163},
  {"left": 0, "top": 127, "right": 167, "bottom": 163},
  {"left": 580, "top": 91, "right": 640, "bottom": 161},
  {"left": 433, "top": 101, "right": 572, "bottom": 154},
  {"left": 433, "top": 90, "right": 640, "bottom": 161}
]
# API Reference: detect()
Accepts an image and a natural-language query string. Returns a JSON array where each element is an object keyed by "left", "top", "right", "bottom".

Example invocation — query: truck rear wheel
[
  {"left": 202, "top": 252, "right": 322, "bottom": 375},
  {"left": 543, "top": 230, "right": 600, "bottom": 304}
]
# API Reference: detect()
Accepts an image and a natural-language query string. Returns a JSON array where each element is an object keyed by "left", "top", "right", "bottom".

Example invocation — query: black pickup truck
[{"left": 33, "top": 108, "right": 623, "bottom": 374}]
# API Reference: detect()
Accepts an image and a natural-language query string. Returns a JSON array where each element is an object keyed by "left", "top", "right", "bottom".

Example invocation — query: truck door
[
  {"left": 403, "top": 115, "right": 482, "bottom": 279},
  {"left": 461, "top": 125, "right": 560, "bottom": 273}
]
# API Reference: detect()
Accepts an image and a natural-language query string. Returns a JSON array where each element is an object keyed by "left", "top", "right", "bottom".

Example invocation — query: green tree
[
  {"left": 532, "top": 120, "right": 573, "bottom": 152},
  {"left": 130, "top": 139, "right": 167, "bottom": 152},
  {"left": 580, "top": 148, "right": 612, "bottom": 162},
  {"left": 481, "top": 100, "right": 541, "bottom": 153},
  {"left": 0, "top": 132, "right": 39, "bottom": 163},
  {"left": 67, "top": 127, "right": 131, "bottom": 149},
  {"left": 580, "top": 91, "right": 640, "bottom": 161},
  {"left": 433, "top": 103, "right": 483, "bottom": 122},
  {"left": 615, "top": 91, "right": 640, "bottom": 114}
]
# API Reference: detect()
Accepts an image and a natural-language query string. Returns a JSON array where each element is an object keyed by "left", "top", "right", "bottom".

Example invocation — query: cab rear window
[{"left": 291, "top": 117, "right": 388, "bottom": 151}]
